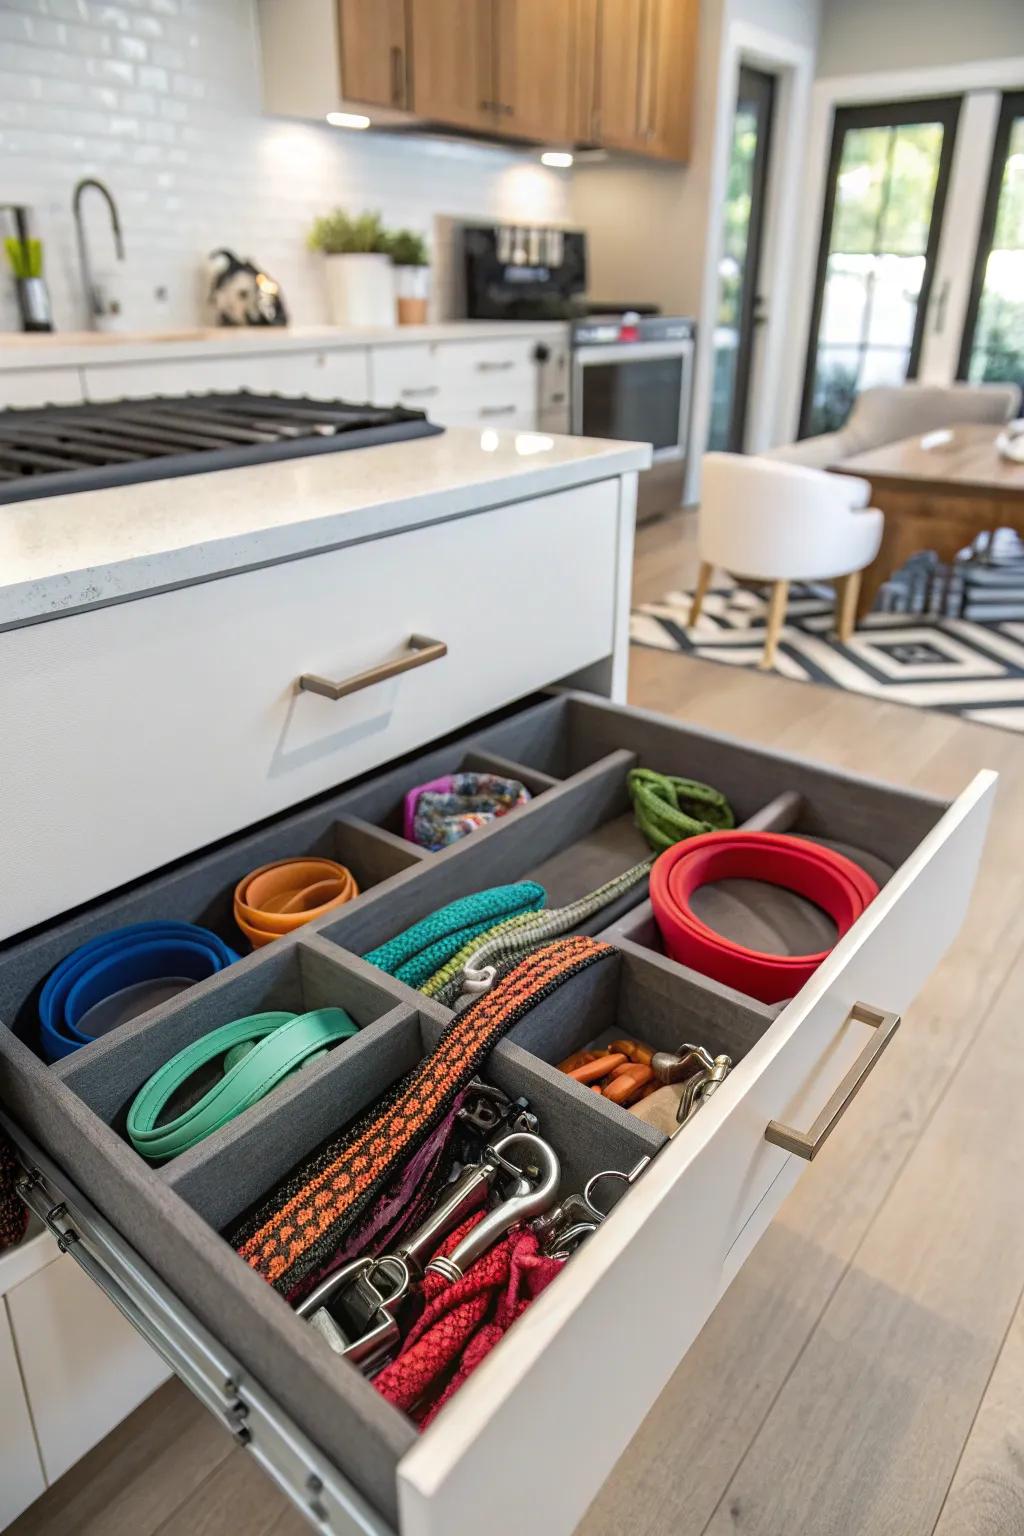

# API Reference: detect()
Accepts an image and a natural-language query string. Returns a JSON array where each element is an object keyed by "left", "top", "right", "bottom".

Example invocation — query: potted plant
[
  {"left": 308, "top": 209, "right": 393, "bottom": 326},
  {"left": 386, "top": 229, "right": 430, "bottom": 326}
]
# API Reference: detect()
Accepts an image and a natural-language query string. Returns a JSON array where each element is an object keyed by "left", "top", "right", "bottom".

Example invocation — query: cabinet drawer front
[
  {"left": 439, "top": 339, "right": 537, "bottom": 405},
  {"left": 371, "top": 344, "right": 440, "bottom": 408},
  {"left": 0, "top": 367, "right": 83, "bottom": 410},
  {"left": 80, "top": 349, "right": 371, "bottom": 404},
  {"left": 0, "top": 485, "right": 619, "bottom": 939},
  {"left": 397, "top": 770, "right": 996, "bottom": 1536}
]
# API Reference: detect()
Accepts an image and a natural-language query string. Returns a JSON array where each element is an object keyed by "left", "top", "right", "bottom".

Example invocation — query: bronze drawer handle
[
  {"left": 764, "top": 1003, "right": 900, "bottom": 1161},
  {"left": 298, "top": 635, "right": 447, "bottom": 701}
]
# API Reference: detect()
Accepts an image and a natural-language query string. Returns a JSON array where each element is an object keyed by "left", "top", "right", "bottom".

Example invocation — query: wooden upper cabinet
[
  {"left": 494, "top": 0, "right": 577, "bottom": 143},
  {"left": 581, "top": 0, "right": 696, "bottom": 161},
  {"left": 591, "top": 0, "right": 644, "bottom": 151},
  {"left": 409, "top": 0, "right": 496, "bottom": 132},
  {"left": 640, "top": 0, "right": 697, "bottom": 161},
  {"left": 338, "top": 0, "right": 411, "bottom": 110}
]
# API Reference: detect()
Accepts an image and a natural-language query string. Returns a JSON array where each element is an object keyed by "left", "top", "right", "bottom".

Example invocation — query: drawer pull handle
[
  {"left": 298, "top": 634, "right": 447, "bottom": 701},
  {"left": 480, "top": 405, "right": 517, "bottom": 418},
  {"left": 476, "top": 359, "right": 516, "bottom": 372},
  {"left": 764, "top": 1002, "right": 900, "bottom": 1161},
  {"left": 401, "top": 386, "right": 439, "bottom": 398}
]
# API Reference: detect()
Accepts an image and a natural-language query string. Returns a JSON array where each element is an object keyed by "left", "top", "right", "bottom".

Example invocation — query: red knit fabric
[{"left": 373, "top": 1208, "right": 563, "bottom": 1427}]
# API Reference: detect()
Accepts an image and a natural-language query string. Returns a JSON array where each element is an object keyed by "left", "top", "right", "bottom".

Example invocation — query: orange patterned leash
[{"left": 231, "top": 935, "right": 615, "bottom": 1299}]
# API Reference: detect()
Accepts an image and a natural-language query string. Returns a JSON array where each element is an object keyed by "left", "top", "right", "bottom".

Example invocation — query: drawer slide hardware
[
  {"left": 298, "top": 634, "right": 447, "bottom": 702},
  {"left": 3, "top": 1112, "right": 392, "bottom": 1536},
  {"left": 765, "top": 1002, "right": 901, "bottom": 1160}
]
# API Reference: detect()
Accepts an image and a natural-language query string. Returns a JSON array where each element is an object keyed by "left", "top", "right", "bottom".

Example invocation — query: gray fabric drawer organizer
[{"left": 0, "top": 691, "right": 950, "bottom": 1528}]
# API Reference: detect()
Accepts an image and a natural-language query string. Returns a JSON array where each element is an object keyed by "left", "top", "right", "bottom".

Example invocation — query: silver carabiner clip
[{"left": 427, "top": 1131, "right": 561, "bottom": 1281}]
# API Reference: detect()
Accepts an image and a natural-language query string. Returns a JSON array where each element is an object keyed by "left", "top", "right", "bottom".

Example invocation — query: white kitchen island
[{"left": 0, "top": 423, "right": 648, "bottom": 1522}]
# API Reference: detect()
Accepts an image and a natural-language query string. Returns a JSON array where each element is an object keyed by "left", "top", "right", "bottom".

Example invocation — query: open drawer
[{"left": 0, "top": 692, "right": 995, "bottom": 1536}]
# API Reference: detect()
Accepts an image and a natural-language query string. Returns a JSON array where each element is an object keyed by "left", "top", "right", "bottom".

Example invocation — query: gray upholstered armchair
[{"left": 766, "top": 382, "right": 1022, "bottom": 470}]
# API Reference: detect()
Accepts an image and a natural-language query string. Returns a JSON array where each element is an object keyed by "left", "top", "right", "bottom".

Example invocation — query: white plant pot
[{"left": 322, "top": 253, "right": 395, "bottom": 326}]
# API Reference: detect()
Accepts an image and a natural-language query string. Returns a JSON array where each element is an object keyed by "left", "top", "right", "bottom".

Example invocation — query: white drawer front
[
  {"left": 439, "top": 338, "right": 537, "bottom": 407},
  {"left": 371, "top": 344, "right": 441, "bottom": 409},
  {"left": 397, "top": 770, "right": 996, "bottom": 1536},
  {"left": 80, "top": 349, "right": 370, "bottom": 403},
  {"left": 0, "top": 367, "right": 83, "bottom": 409},
  {"left": 7, "top": 1255, "right": 168, "bottom": 1485},
  {"left": 0, "top": 483, "right": 620, "bottom": 939}
]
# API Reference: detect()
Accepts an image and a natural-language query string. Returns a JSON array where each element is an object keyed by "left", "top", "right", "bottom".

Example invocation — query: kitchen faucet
[{"left": 72, "top": 177, "right": 125, "bottom": 325}]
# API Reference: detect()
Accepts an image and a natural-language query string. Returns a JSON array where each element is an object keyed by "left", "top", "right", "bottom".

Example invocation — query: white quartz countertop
[
  {"left": 0, "top": 320, "right": 568, "bottom": 371},
  {"left": 0, "top": 427, "right": 650, "bottom": 630}
]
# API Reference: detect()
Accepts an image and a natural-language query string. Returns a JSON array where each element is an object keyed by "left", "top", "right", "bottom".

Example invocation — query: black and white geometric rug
[{"left": 631, "top": 575, "right": 1024, "bottom": 734}]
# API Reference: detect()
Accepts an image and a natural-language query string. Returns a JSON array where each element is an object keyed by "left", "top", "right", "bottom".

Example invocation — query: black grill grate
[{"left": 0, "top": 391, "right": 443, "bottom": 505}]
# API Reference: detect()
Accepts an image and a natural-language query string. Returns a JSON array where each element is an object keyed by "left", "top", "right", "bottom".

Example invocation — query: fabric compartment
[{"left": 55, "top": 935, "right": 408, "bottom": 1157}]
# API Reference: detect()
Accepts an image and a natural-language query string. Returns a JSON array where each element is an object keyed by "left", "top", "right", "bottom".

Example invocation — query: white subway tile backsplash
[{"left": 0, "top": 0, "right": 570, "bottom": 334}]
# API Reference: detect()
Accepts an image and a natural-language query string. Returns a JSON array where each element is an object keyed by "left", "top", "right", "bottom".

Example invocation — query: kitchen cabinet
[
  {"left": 7, "top": 1255, "right": 168, "bottom": 1485},
  {"left": 409, "top": 0, "right": 495, "bottom": 133},
  {"left": 260, "top": 0, "right": 694, "bottom": 161},
  {"left": 589, "top": 0, "right": 644, "bottom": 150},
  {"left": 339, "top": 0, "right": 410, "bottom": 109},
  {"left": 494, "top": 0, "right": 577, "bottom": 143},
  {"left": 642, "top": 0, "right": 698, "bottom": 161},
  {"left": 0, "top": 1300, "right": 45, "bottom": 1527},
  {"left": 581, "top": 0, "right": 696, "bottom": 162}
]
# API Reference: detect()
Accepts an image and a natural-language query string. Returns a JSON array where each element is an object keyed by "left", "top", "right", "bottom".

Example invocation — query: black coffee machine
[{"left": 462, "top": 223, "right": 587, "bottom": 321}]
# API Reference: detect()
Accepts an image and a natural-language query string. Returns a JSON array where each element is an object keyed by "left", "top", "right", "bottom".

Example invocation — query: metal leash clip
[
  {"left": 651, "top": 1043, "right": 733, "bottom": 1127},
  {"left": 532, "top": 1156, "right": 650, "bottom": 1258},
  {"left": 299, "top": 1130, "right": 560, "bottom": 1373}
]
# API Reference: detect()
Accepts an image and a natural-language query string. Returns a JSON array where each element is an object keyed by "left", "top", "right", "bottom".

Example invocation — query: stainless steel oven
[{"left": 571, "top": 314, "right": 695, "bottom": 520}]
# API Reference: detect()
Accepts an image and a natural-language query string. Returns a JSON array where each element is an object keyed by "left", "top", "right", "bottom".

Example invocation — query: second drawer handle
[
  {"left": 764, "top": 1002, "right": 900, "bottom": 1161},
  {"left": 401, "top": 386, "right": 439, "bottom": 398},
  {"left": 476, "top": 359, "right": 516, "bottom": 372},
  {"left": 480, "top": 405, "right": 518, "bottom": 418},
  {"left": 298, "top": 634, "right": 447, "bottom": 701}
]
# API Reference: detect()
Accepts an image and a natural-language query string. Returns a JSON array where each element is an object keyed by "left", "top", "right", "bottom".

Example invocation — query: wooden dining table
[{"left": 831, "top": 422, "right": 1024, "bottom": 618}]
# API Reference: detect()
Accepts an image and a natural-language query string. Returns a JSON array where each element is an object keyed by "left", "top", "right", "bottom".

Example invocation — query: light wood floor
[{"left": 13, "top": 510, "right": 1024, "bottom": 1536}]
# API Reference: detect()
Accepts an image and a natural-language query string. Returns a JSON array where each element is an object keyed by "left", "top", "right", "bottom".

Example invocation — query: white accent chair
[{"left": 693, "top": 453, "right": 884, "bottom": 669}]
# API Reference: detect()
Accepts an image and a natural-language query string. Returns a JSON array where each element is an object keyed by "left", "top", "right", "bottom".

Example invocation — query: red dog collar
[{"left": 650, "top": 832, "right": 878, "bottom": 1004}]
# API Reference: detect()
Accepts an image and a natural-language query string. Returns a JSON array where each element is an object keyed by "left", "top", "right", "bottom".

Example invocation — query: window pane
[
  {"left": 803, "top": 103, "right": 953, "bottom": 436},
  {"left": 878, "top": 123, "right": 944, "bottom": 254},
  {"left": 966, "top": 112, "right": 1024, "bottom": 385}
]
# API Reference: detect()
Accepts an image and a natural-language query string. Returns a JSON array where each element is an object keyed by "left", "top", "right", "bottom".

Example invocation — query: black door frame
[
  {"left": 957, "top": 90, "right": 1024, "bottom": 381},
  {"left": 726, "top": 65, "right": 776, "bottom": 453},
  {"left": 798, "top": 95, "right": 962, "bottom": 439}
]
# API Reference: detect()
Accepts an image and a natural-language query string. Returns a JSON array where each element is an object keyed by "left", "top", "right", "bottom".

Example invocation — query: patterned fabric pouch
[{"left": 404, "top": 773, "right": 532, "bottom": 851}]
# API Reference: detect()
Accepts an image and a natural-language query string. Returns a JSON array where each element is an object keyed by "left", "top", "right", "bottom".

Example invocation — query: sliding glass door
[
  {"left": 799, "top": 97, "right": 960, "bottom": 438},
  {"left": 958, "top": 91, "right": 1024, "bottom": 390}
]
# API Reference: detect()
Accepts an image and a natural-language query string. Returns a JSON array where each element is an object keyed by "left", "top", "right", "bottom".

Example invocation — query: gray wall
[{"left": 817, "top": 0, "right": 1024, "bottom": 77}]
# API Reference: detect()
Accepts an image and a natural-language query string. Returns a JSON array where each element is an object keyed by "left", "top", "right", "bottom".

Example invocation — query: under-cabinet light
[{"left": 326, "top": 112, "right": 371, "bottom": 130}]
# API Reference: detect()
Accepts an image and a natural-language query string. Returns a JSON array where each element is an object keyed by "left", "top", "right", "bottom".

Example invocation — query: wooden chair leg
[
  {"left": 689, "top": 561, "right": 713, "bottom": 627},
  {"left": 837, "top": 570, "right": 862, "bottom": 642},
  {"left": 760, "top": 580, "right": 789, "bottom": 669}
]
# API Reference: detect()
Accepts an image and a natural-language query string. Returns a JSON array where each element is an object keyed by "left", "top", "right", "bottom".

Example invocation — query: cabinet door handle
[
  {"left": 476, "top": 359, "right": 516, "bottom": 372},
  {"left": 764, "top": 1003, "right": 900, "bottom": 1160},
  {"left": 480, "top": 404, "right": 517, "bottom": 417},
  {"left": 401, "top": 385, "right": 439, "bottom": 398},
  {"left": 390, "top": 45, "right": 405, "bottom": 107},
  {"left": 298, "top": 634, "right": 447, "bottom": 701}
]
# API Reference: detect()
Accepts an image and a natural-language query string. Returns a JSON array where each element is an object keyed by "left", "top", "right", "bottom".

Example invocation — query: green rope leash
[
  {"left": 626, "top": 766, "right": 734, "bottom": 853},
  {"left": 432, "top": 858, "right": 655, "bottom": 1008}
]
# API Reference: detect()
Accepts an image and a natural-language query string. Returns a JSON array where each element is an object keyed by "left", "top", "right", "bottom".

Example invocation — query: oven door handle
[{"left": 572, "top": 340, "right": 693, "bottom": 365}]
